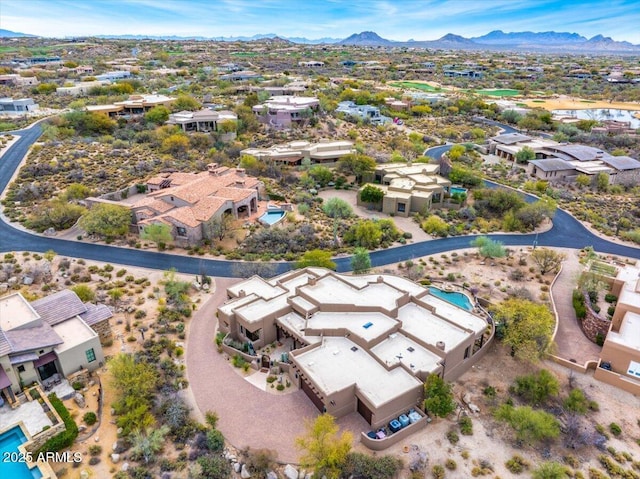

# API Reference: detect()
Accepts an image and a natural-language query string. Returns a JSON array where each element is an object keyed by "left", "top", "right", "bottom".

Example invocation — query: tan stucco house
[
  {"left": 595, "top": 261, "right": 640, "bottom": 394},
  {"left": 358, "top": 163, "right": 452, "bottom": 217},
  {"left": 217, "top": 268, "right": 492, "bottom": 430},
  {"left": 0, "top": 290, "right": 111, "bottom": 406}
]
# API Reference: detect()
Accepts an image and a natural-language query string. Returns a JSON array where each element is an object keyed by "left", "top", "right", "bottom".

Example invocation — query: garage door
[{"left": 301, "top": 376, "right": 324, "bottom": 411}]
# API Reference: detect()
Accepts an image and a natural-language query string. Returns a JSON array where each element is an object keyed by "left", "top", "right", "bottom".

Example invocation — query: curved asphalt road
[{"left": 0, "top": 123, "right": 638, "bottom": 279}]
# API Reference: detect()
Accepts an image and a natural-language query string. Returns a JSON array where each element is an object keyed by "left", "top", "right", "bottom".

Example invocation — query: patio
[{"left": 0, "top": 398, "right": 52, "bottom": 436}]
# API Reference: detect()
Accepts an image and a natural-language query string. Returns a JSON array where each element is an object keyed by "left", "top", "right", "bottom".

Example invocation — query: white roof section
[
  {"left": 53, "top": 316, "right": 97, "bottom": 353},
  {"left": 607, "top": 311, "right": 640, "bottom": 351},
  {"left": 228, "top": 276, "right": 286, "bottom": 300},
  {"left": 344, "top": 274, "right": 427, "bottom": 298},
  {"left": 420, "top": 295, "right": 486, "bottom": 335},
  {"left": 398, "top": 303, "right": 469, "bottom": 352},
  {"left": 371, "top": 333, "right": 442, "bottom": 374},
  {"left": 234, "top": 294, "right": 289, "bottom": 325},
  {"left": 295, "top": 337, "right": 422, "bottom": 407},
  {"left": 300, "top": 275, "right": 404, "bottom": 312},
  {"left": 306, "top": 311, "right": 398, "bottom": 342},
  {"left": 0, "top": 294, "right": 41, "bottom": 331}
]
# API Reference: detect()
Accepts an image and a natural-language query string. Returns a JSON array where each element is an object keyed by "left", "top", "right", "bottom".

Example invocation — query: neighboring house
[
  {"left": 166, "top": 109, "right": 237, "bottom": 134},
  {"left": 443, "top": 69, "right": 483, "bottom": 78},
  {"left": 241, "top": 139, "right": 355, "bottom": 165},
  {"left": 0, "top": 290, "right": 112, "bottom": 405},
  {"left": 358, "top": 163, "right": 452, "bottom": 217},
  {"left": 219, "top": 70, "right": 262, "bottom": 81},
  {"left": 0, "top": 74, "right": 39, "bottom": 87},
  {"left": 591, "top": 120, "right": 637, "bottom": 136},
  {"left": 490, "top": 134, "right": 640, "bottom": 186},
  {"left": 56, "top": 80, "right": 111, "bottom": 96},
  {"left": 336, "top": 101, "right": 389, "bottom": 124},
  {"left": 8, "top": 56, "right": 61, "bottom": 67},
  {"left": 385, "top": 97, "right": 411, "bottom": 111},
  {"left": 86, "top": 94, "right": 176, "bottom": 117},
  {"left": 298, "top": 61, "right": 324, "bottom": 67},
  {"left": 594, "top": 261, "right": 640, "bottom": 395},
  {"left": 131, "top": 163, "right": 263, "bottom": 245},
  {"left": 95, "top": 70, "right": 132, "bottom": 81},
  {"left": 0, "top": 98, "right": 38, "bottom": 115},
  {"left": 218, "top": 268, "right": 491, "bottom": 430},
  {"left": 252, "top": 96, "right": 320, "bottom": 128}
]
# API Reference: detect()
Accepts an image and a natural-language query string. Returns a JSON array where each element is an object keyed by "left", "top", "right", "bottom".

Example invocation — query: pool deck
[{"left": 0, "top": 400, "right": 52, "bottom": 437}]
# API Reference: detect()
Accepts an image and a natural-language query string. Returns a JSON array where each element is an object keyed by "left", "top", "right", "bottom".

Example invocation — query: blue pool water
[
  {"left": 429, "top": 286, "right": 474, "bottom": 311},
  {"left": 450, "top": 186, "right": 468, "bottom": 196},
  {"left": 259, "top": 210, "right": 285, "bottom": 226},
  {"left": 0, "top": 426, "right": 43, "bottom": 479}
]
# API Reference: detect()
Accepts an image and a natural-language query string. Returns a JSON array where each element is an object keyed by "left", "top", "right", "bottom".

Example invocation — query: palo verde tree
[
  {"left": 79, "top": 203, "right": 131, "bottom": 239},
  {"left": 141, "top": 223, "right": 173, "bottom": 249},
  {"left": 492, "top": 298, "right": 555, "bottom": 362},
  {"left": 423, "top": 373, "right": 456, "bottom": 418},
  {"left": 336, "top": 153, "right": 376, "bottom": 184},
  {"left": 359, "top": 184, "right": 384, "bottom": 204},
  {"left": 470, "top": 236, "right": 506, "bottom": 259},
  {"left": 530, "top": 248, "right": 565, "bottom": 275},
  {"left": 296, "top": 414, "right": 353, "bottom": 479},
  {"left": 350, "top": 247, "right": 372, "bottom": 274},
  {"left": 295, "top": 250, "right": 336, "bottom": 270}
]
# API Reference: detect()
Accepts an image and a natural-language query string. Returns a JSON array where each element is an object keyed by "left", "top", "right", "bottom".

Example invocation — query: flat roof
[
  {"left": 371, "top": 333, "right": 442, "bottom": 374},
  {"left": 234, "top": 294, "right": 289, "bottom": 325},
  {"left": 606, "top": 311, "right": 640, "bottom": 350},
  {"left": 306, "top": 311, "right": 398, "bottom": 342},
  {"left": 53, "top": 316, "right": 97, "bottom": 353},
  {"left": 420, "top": 295, "right": 487, "bottom": 336},
  {"left": 228, "top": 277, "right": 285, "bottom": 300},
  {"left": 301, "top": 275, "right": 403, "bottom": 312},
  {"left": 0, "top": 293, "right": 40, "bottom": 331},
  {"left": 398, "top": 303, "right": 469, "bottom": 352},
  {"left": 295, "top": 337, "right": 422, "bottom": 407},
  {"left": 346, "top": 274, "right": 426, "bottom": 298}
]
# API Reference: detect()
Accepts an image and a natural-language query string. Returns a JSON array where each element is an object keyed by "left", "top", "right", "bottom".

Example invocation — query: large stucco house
[
  {"left": 218, "top": 268, "right": 492, "bottom": 433},
  {"left": 489, "top": 133, "right": 640, "bottom": 186},
  {"left": 166, "top": 109, "right": 237, "bottom": 134},
  {"left": 241, "top": 140, "right": 356, "bottom": 166},
  {"left": 594, "top": 261, "right": 640, "bottom": 395},
  {"left": 0, "top": 290, "right": 112, "bottom": 406},
  {"left": 358, "top": 163, "right": 452, "bottom": 217},
  {"left": 252, "top": 96, "right": 320, "bottom": 128},
  {"left": 131, "top": 163, "right": 263, "bottom": 245}
]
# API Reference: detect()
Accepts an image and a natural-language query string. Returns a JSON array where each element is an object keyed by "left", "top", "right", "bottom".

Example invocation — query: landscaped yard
[
  {"left": 474, "top": 88, "right": 521, "bottom": 97},
  {"left": 388, "top": 81, "right": 446, "bottom": 92}
]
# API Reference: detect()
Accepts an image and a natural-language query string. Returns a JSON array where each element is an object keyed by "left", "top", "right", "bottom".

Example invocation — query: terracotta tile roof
[
  {"left": 191, "top": 196, "right": 229, "bottom": 221},
  {"left": 164, "top": 207, "right": 201, "bottom": 228},
  {"left": 214, "top": 186, "right": 256, "bottom": 202}
]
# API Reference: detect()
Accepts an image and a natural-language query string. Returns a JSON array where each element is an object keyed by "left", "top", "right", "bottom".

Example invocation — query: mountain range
[{"left": 1, "top": 28, "right": 638, "bottom": 52}]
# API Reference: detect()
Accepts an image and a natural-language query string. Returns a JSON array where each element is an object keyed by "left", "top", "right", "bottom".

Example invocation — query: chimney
[
  {"left": 377, "top": 276, "right": 384, "bottom": 283},
  {"left": 308, "top": 277, "right": 317, "bottom": 285},
  {"left": 436, "top": 341, "right": 445, "bottom": 351},
  {"left": 207, "top": 163, "right": 219, "bottom": 175},
  {"left": 238, "top": 289, "right": 246, "bottom": 297},
  {"left": 236, "top": 168, "right": 246, "bottom": 177}
]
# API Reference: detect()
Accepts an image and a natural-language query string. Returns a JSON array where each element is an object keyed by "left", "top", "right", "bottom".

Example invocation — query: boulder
[
  {"left": 43, "top": 227, "right": 56, "bottom": 236},
  {"left": 0, "top": 284, "right": 8, "bottom": 293},
  {"left": 80, "top": 471, "right": 89, "bottom": 479},
  {"left": 117, "top": 427, "right": 123, "bottom": 435},
  {"left": 266, "top": 472, "right": 278, "bottom": 479},
  {"left": 462, "top": 393, "right": 472, "bottom": 405},
  {"left": 112, "top": 440, "right": 119, "bottom": 452},
  {"left": 111, "top": 453, "right": 120, "bottom": 463},
  {"left": 121, "top": 462, "right": 129, "bottom": 472},
  {"left": 22, "top": 276, "right": 34, "bottom": 285},
  {"left": 241, "top": 464, "right": 252, "bottom": 478},
  {"left": 284, "top": 464, "right": 299, "bottom": 479},
  {"left": 233, "top": 462, "right": 241, "bottom": 473},
  {"left": 468, "top": 403, "right": 481, "bottom": 414},
  {"left": 77, "top": 425, "right": 87, "bottom": 433},
  {"left": 7, "top": 277, "right": 18, "bottom": 286},
  {"left": 74, "top": 392, "right": 86, "bottom": 408}
]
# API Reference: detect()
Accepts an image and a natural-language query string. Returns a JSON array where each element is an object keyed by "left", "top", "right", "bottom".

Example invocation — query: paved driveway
[{"left": 186, "top": 278, "right": 321, "bottom": 463}]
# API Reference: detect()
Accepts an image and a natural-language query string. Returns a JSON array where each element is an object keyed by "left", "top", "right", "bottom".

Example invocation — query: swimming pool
[
  {"left": 259, "top": 209, "right": 286, "bottom": 226},
  {"left": 0, "top": 426, "right": 42, "bottom": 479},
  {"left": 450, "top": 186, "right": 468, "bottom": 196},
  {"left": 428, "top": 286, "right": 474, "bottom": 311}
]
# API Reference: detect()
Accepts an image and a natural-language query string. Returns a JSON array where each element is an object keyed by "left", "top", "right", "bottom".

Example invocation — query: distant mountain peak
[
  {"left": 438, "top": 33, "right": 474, "bottom": 44},
  {"left": 0, "top": 28, "right": 37, "bottom": 38},
  {"left": 338, "top": 31, "right": 393, "bottom": 46}
]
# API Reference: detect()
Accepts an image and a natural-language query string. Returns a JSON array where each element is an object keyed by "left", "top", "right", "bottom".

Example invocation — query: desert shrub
[
  {"left": 532, "top": 461, "right": 567, "bottom": 479},
  {"left": 83, "top": 412, "right": 97, "bottom": 425},
  {"left": 88, "top": 445, "right": 102, "bottom": 456},
  {"left": 343, "top": 452, "right": 403, "bottom": 479},
  {"left": 446, "top": 429, "right": 459, "bottom": 445},
  {"left": 505, "top": 455, "right": 530, "bottom": 474},
  {"left": 563, "top": 388, "right": 589, "bottom": 414},
  {"left": 511, "top": 369, "right": 559, "bottom": 405},
  {"left": 244, "top": 448, "right": 277, "bottom": 474},
  {"left": 604, "top": 293, "right": 617, "bottom": 303},
  {"left": 432, "top": 464, "right": 445, "bottom": 479},
  {"left": 609, "top": 423, "right": 622, "bottom": 436},
  {"left": 206, "top": 428, "right": 225, "bottom": 452},
  {"left": 459, "top": 416, "right": 473, "bottom": 435},
  {"left": 572, "top": 290, "right": 587, "bottom": 319},
  {"left": 445, "top": 459, "right": 457, "bottom": 471}
]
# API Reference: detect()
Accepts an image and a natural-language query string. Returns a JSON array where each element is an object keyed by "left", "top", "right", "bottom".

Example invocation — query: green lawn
[
  {"left": 474, "top": 89, "right": 521, "bottom": 97},
  {"left": 388, "top": 81, "right": 444, "bottom": 92}
]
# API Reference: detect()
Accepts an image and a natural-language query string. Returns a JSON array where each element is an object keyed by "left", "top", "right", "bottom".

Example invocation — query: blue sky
[{"left": 2, "top": 0, "right": 639, "bottom": 43}]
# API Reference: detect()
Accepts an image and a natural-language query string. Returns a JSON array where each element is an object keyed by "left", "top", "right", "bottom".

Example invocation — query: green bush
[
  {"left": 83, "top": 412, "right": 97, "bottom": 425},
  {"left": 342, "top": 452, "right": 403, "bottom": 479},
  {"left": 446, "top": 429, "right": 459, "bottom": 445},
  {"left": 604, "top": 293, "right": 617, "bottom": 303},
  {"left": 459, "top": 416, "right": 473, "bottom": 435},
  {"left": 511, "top": 369, "right": 559, "bottom": 405},
  {"left": 563, "top": 388, "right": 589, "bottom": 414},
  {"left": 37, "top": 394, "right": 78, "bottom": 454},
  {"left": 572, "top": 290, "right": 587, "bottom": 319},
  {"left": 609, "top": 423, "right": 622, "bottom": 436},
  {"left": 432, "top": 464, "right": 445, "bottom": 479}
]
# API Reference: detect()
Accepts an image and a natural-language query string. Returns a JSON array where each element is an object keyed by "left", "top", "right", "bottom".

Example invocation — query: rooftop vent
[
  {"left": 436, "top": 341, "right": 446, "bottom": 351},
  {"left": 407, "top": 347, "right": 415, "bottom": 353},
  {"left": 350, "top": 346, "right": 358, "bottom": 352}
]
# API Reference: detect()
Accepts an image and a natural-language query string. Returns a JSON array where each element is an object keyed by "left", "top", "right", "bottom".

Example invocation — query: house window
[
  {"left": 246, "top": 328, "right": 261, "bottom": 342},
  {"left": 17, "top": 365, "right": 25, "bottom": 373},
  {"left": 176, "top": 227, "right": 187, "bottom": 237},
  {"left": 397, "top": 202, "right": 406, "bottom": 213},
  {"left": 170, "top": 196, "right": 175, "bottom": 202},
  {"left": 86, "top": 348, "right": 96, "bottom": 363}
]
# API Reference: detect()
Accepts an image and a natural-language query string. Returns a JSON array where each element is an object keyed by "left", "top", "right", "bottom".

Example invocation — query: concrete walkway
[{"left": 551, "top": 249, "right": 601, "bottom": 364}]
